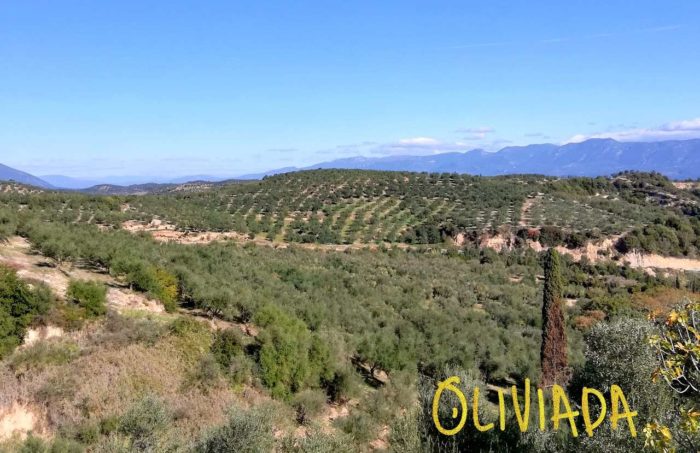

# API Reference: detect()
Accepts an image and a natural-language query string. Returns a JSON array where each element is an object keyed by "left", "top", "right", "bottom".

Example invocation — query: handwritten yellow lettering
[
  {"left": 432, "top": 376, "right": 468, "bottom": 436},
  {"left": 581, "top": 387, "right": 606, "bottom": 437},
  {"left": 497, "top": 388, "right": 506, "bottom": 431},
  {"left": 473, "top": 386, "right": 494, "bottom": 432},
  {"left": 512, "top": 378, "right": 531, "bottom": 433},
  {"left": 610, "top": 385, "right": 638, "bottom": 437},
  {"left": 551, "top": 384, "right": 579, "bottom": 437}
]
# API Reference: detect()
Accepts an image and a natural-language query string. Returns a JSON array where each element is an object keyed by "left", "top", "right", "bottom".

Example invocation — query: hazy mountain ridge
[
  {"left": 293, "top": 138, "right": 700, "bottom": 179},
  {"left": 4, "top": 139, "right": 700, "bottom": 190},
  {"left": 0, "top": 163, "right": 53, "bottom": 188}
]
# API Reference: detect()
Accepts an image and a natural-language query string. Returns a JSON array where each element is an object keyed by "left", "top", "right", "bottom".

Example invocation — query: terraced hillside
[{"left": 1, "top": 170, "right": 699, "bottom": 255}]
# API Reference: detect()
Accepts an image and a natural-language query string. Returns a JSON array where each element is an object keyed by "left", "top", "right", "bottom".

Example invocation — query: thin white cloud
[
  {"left": 397, "top": 137, "right": 441, "bottom": 146},
  {"left": 371, "top": 137, "right": 475, "bottom": 156},
  {"left": 566, "top": 117, "right": 700, "bottom": 143}
]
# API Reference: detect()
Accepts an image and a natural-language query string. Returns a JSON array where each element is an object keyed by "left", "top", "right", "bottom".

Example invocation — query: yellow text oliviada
[{"left": 432, "top": 376, "right": 637, "bottom": 438}]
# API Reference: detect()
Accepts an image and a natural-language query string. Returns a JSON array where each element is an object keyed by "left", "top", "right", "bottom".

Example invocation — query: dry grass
[
  {"left": 632, "top": 287, "right": 700, "bottom": 317},
  {"left": 1, "top": 315, "right": 237, "bottom": 442}
]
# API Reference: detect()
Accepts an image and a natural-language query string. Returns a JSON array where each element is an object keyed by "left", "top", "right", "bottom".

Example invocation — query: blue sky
[{"left": 1, "top": 1, "right": 699, "bottom": 179}]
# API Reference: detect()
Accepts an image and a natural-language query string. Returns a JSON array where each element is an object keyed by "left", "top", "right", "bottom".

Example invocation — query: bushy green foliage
[
  {"left": 0, "top": 264, "right": 51, "bottom": 358},
  {"left": 255, "top": 306, "right": 334, "bottom": 399},
  {"left": 66, "top": 279, "right": 107, "bottom": 318},
  {"left": 407, "top": 366, "right": 521, "bottom": 452},
  {"left": 117, "top": 395, "right": 173, "bottom": 452},
  {"left": 10, "top": 340, "right": 80, "bottom": 372},
  {"left": 292, "top": 389, "right": 328, "bottom": 425},
  {"left": 572, "top": 318, "right": 675, "bottom": 452},
  {"left": 617, "top": 215, "right": 700, "bottom": 257},
  {"left": 194, "top": 405, "right": 275, "bottom": 453},
  {"left": 14, "top": 215, "right": 676, "bottom": 390},
  {"left": 110, "top": 260, "right": 178, "bottom": 312},
  {"left": 211, "top": 328, "right": 245, "bottom": 370}
]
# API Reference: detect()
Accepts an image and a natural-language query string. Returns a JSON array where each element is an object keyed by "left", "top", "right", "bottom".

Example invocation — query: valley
[{"left": 0, "top": 169, "right": 699, "bottom": 452}]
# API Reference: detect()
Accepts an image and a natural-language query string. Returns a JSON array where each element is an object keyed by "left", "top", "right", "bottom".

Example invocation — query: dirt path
[
  {"left": 519, "top": 196, "right": 539, "bottom": 227},
  {"left": 121, "top": 220, "right": 409, "bottom": 252}
]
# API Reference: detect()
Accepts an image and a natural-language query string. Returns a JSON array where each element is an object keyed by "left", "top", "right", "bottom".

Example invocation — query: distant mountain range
[
  {"left": 0, "top": 163, "right": 54, "bottom": 188},
  {"left": 2, "top": 138, "right": 700, "bottom": 190},
  {"left": 245, "top": 138, "right": 700, "bottom": 180}
]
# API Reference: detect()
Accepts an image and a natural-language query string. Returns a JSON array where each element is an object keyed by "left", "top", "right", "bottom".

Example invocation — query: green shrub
[
  {"left": 14, "top": 435, "right": 84, "bottom": 453},
  {"left": 66, "top": 280, "right": 107, "bottom": 318},
  {"left": 225, "top": 354, "right": 254, "bottom": 386},
  {"left": 573, "top": 318, "right": 675, "bottom": 452},
  {"left": 334, "top": 411, "right": 378, "bottom": 446},
  {"left": 325, "top": 366, "right": 360, "bottom": 403},
  {"left": 190, "top": 354, "right": 222, "bottom": 390},
  {"left": 118, "top": 395, "right": 172, "bottom": 452},
  {"left": 75, "top": 422, "right": 100, "bottom": 445},
  {"left": 48, "top": 438, "right": 85, "bottom": 453},
  {"left": 100, "top": 312, "right": 165, "bottom": 346},
  {"left": 255, "top": 306, "right": 333, "bottom": 399},
  {"left": 168, "top": 316, "right": 204, "bottom": 337},
  {"left": 389, "top": 409, "right": 421, "bottom": 453},
  {"left": 194, "top": 405, "right": 275, "bottom": 453},
  {"left": 211, "top": 328, "right": 245, "bottom": 369},
  {"left": 0, "top": 264, "right": 51, "bottom": 358},
  {"left": 10, "top": 340, "right": 80, "bottom": 372},
  {"left": 18, "top": 435, "right": 48, "bottom": 453},
  {"left": 292, "top": 389, "right": 327, "bottom": 425}
]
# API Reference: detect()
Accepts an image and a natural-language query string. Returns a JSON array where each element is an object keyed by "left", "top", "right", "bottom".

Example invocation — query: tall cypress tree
[{"left": 540, "top": 248, "right": 569, "bottom": 387}]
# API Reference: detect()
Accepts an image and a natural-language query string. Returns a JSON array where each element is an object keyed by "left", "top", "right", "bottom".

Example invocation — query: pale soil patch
[
  {"left": 0, "top": 403, "right": 43, "bottom": 441},
  {"left": 369, "top": 425, "right": 390, "bottom": 451},
  {"left": 564, "top": 298, "right": 578, "bottom": 308},
  {"left": 182, "top": 308, "right": 259, "bottom": 337},
  {"left": 553, "top": 236, "right": 620, "bottom": 263},
  {"left": 623, "top": 252, "right": 700, "bottom": 273},
  {"left": 21, "top": 326, "right": 65, "bottom": 349},
  {"left": 355, "top": 362, "right": 389, "bottom": 385},
  {"left": 108, "top": 287, "right": 164, "bottom": 314},
  {"left": 452, "top": 232, "right": 468, "bottom": 246},
  {"left": 480, "top": 233, "right": 513, "bottom": 251},
  {"left": 673, "top": 182, "right": 700, "bottom": 190},
  {"left": 477, "top": 232, "right": 700, "bottom": 274}
]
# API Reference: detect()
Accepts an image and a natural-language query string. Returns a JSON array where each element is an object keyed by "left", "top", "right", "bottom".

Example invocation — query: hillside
[
  {"left": 121, "top": 170, "right": 700, "bottom": 256},
  {"left": 0, "top": 164, "right": 53, "bottom": 189},
  {"left": 0, "top": 168, "right": 700, "bottom": 451},
  {"left": 2, "top": 170, "right": 699, "bottom": 257}
]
